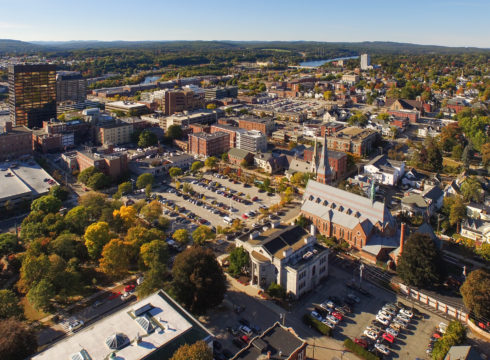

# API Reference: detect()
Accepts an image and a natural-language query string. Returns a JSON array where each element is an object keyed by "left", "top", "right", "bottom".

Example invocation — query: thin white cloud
[{"left": 0, "top": 22, "right": 30, "bottom": 29}]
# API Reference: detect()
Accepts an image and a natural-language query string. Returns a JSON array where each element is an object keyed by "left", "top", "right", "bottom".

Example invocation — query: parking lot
[
  {"left": 154, "top": 173, "right": 282, "bottom": 230},
  {"left": 205, "top": 259, "right": 451, "bottom": 360}
]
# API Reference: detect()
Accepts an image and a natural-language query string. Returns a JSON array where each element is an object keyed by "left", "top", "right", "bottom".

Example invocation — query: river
[
  {"left": 299, "top": 56, "right": 359, "bottom": 67},
  {"left": 141, "top": 75, "right": 161, "bottom": 84}
]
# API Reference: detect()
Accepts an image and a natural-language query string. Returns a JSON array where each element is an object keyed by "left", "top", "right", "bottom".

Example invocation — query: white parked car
[
  {"left": 375, "top": 343, "right": 390, "bottom": 355},
  {"left": 376, "top": 315, "right": 390, "bottom": 326},
  {"left": 68, "top": 319, "right": 84, "bottom": 331},
  {"left": 363, "top": 329, "right": 378, "bottom": 340},
  {"left": 327, "top": 315, "right": 340, "bottom": 325},
  {"left": 320, "top": 300, "right": 335, "bottom": 309},
  {"left": 396, "top": 313, "right": 411, "bottom": 323},
  {"left": 382, "top": 306, "right": 397, "bottom": 316},
  {"left": 385, "top": 327, "right": 398, "bottom": 337},
  {"left": 378, "top": 310, "right": 392, "bottom": 320},
  {"left": 399, "top": 308, "right": 413, "bottom": 318},
  {"left": 322, "top": 319, "right": 335, "bottom": 329},
  {"left": 393, "top": 318, "right": 408, "bottom": 329}
]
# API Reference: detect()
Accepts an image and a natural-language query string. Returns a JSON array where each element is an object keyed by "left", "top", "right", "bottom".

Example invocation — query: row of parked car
[
  {"left": 311, "top": 295, "right": 355, "bottom": 331},
  {"left": 356, "top": 302, "right": 415, "bottom": 357}
]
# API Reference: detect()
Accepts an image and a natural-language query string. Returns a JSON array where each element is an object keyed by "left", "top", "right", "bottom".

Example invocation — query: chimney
[
  {"left": 267, "top": 351, "right": 271, "bottom": 359},
  {"left": 400, "top": 222, "right": 406, "bottom": 256}
]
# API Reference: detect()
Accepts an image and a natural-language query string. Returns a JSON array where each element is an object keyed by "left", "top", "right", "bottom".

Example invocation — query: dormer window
[
  {"left": 316, "top": 197, "right": 321, "bottom": 204},
  {"left": 323, "top": 200, "right": 329, "bottom": 206},
  {"left": 309, "top": 195, "right": 314, "bottom": 201}
]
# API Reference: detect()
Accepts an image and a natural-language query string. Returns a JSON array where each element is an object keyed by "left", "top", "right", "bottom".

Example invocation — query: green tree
[
  {"left": 397, "top": 233, "right": 442, "bottom": 288},
  {"left": 140, "top": 240, "right": 168, "bottom": 269},
  {"left": 204, "top": 156, "right": 218, "bottom": 169},
  {"left": 84, "top": 221, "right": 111, "bottom": 260},
  {"left": 27, "top": 278, "right": 55, "bottom": 311},
  {"left": 461, "top": 177, "right": 483, "bottom": 203},
  {"left": 115, "top": 181, "right": 132, "bottom": 198},
  {"left": 0, "top": 318, "right": 38, "bottom": 360},
  {"left": 138, "top": 130, "right": 158, "bottom": 148},
  {"left": 0, "top": 233, "right": 21, "bottom": 257},
  {"left": 136, "top": 173, "right": 154, "bottom": 189},
  {"left": 170, "top": 340, "right": 213, "bottom": 360},
  {"left": 169, "top": 167, "right": 183, "bottom": 179},
  {"left": 99, "top": 239, "right": 133, "bottom": 278},
  {"left": 461, "top": 145, "right": 471, "bottom": 169},
  {"left": 30, "top": 195, "right": 61, "bottom": 214},
  {"left": 78, "top": 166, "right": 98, "bottom": 184},
  {"left": 49, "top": 233, "right": 84, "bottom": 261},
  {"left": 432, "top": 321, "right": 467, "bottom": 360},
  {"left": 228, "top": 246, "right": 249, "bottom": 277},
  {"left": 137, "top": 263, "right": 168, "bottom": 297},
  {"left": 172, "top": 229, "right": 190, "bottom": 246},
  {"left": 267, "top": 282, "right": 286, "bottom": 299},
  {"left": 192, "top": 225, "right": 215, "bottom": 246},
  {"left": 426, "top": 139, "right": 443, "bottom": 172},
  {"left": 78, "top": 192, "right": 109, "bottom": 220},
  {"left": 460, "top": 269, "right": 490, "bottom": 319},
  {"left": 451, "top": 144, "right": 463, "bottom": 160},
  {"left": 18, "top": 253, "right": 50, "bottom": 292},
  {"left": 172, "top": 247, "right": 226, "bottom": 314},
  {"left": 87, "top": 172, "right": 111, "bottom": 190},
  {"left": 125, "top": 226, "right": 165, "bottom": 248},
  {"left": 206, "top": 103, "right": 217, "bottom": 110},
  {"left": 0, "top": 290, "right": 22, "bottom": 319},
  {"left": 221, "top": 152, "right": 229, "bottom": 162},
  {"left": 64, "top": 206, "right": 90, "bottom": 235},
  {"left": 190, "top": 161, "right": 204, "bottom": 173},
  {"left": 141, "top": 200, "right": 163, "bottom": 222},
  {"left": 49, "top": 185, "right": 69, "bottom": 201},
  {"left": 449, "top": 197, "right": 467, "bottom": 232},
  {"left": 166, "top": 125, "right": 183, "bottom": 140}
]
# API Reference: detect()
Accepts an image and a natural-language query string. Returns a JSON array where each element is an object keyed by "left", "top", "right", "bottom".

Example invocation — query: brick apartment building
[
  {"left": 0, "top": 122, "right": 33, "bottom": 161},
  {"left": 96, "top": 122, "right": 134, "bottom": 146},
  {"left": 160, "top": 89, "right": 205, "bottom": 115},
  {"left": 76, "top": 148, "right": 128, "bottom": 179},
  {"left": 326, "top": 127, "right": 378, "bottom": 156},
  {"left": 210, "top": 124, "right": 243, "bottom": 148},
  {"left": 188, "top": 131, "right": 230, "bottom": 157},
  {"left": 320, "top": 122, "right": 345, "bottom": 136},
  {"left": 238, "top": 117, "right": 274, "bottom": 135}
]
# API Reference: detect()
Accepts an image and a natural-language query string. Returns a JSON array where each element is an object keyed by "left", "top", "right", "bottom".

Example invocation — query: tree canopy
[
  {"left": 228, "top": 246, "right": 249, "bottom": 277},
  {"left": 84, "top": 221, "right": 111, "bottom": 259},
  {"left": 138, "top": 129, "right": 158, "bottom": 148},
  {"left": 136, "top": 173, "right": 154, "bottom": 189},
  {"left": 0, "top": 290, "right": 22, "bottom": 320},
  {"left": 192, "top": 225, "right": 215, "bottom": 246},
  {"left": 397, "top": 233, "right": 442, "bottom": 288},
  {"left": 166, "top": 125, "right": 183, "bottom": 140},
  {"left": 171, "top": 247, "right": 226, "bottom": 314},
  {"left": 460, "top": 269, "right": 490, "bottom": 319},
  {"left": 170, "top": 340, "right": 213, "bottom": 360},
  {"left": 169, "top": 167, "right": 183, "bottom": 178},
  {"left": 30, "top": 195, "right": 61, "bottom": 214},
  {"left": 172, "top": 229, "right": 190, "bottom": 245},
  {"left": 0, "top": 318, "right": 37, "bottom": 360}
]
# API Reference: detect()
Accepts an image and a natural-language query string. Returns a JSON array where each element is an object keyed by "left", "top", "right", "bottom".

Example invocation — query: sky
[{"left": 0, "top": 0, "right": 489, "bottom": 48}]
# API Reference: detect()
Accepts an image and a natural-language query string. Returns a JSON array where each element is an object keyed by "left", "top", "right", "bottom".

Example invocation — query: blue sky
[{"left": 0, "top": 0, "right": 489, "bottom": 47}]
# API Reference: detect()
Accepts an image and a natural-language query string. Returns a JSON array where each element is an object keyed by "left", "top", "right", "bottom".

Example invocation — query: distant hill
[{"left": 0, "top": 39, "right": 488, "bottom": 55}]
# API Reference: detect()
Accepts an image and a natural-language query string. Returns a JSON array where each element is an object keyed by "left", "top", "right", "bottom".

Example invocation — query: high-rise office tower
[
  {"left": 360, "top": 53, "right": 371, "bottom": 70},
  {"left": 56, "top": 71, "right": 86, "bottom": 103},
  {"left": 8, "top": 64, "right": 57, "bottom": 128}
]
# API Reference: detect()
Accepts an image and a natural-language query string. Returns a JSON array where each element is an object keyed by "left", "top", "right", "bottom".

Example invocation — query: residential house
[
  {"left": 254, "top": 153, "right": 288, "bottom": 174},
  {"left": 401, "top": 186, "right": 444, "bottom": 217},
  {"left": 460, "top": 218, "right": 490, "bottom": 243},
  {"left": 363, "top": 155, "right": 405, "bottom": 186},
  {"left": 402, "top": 168, "right": 427, "bottom": 189}
]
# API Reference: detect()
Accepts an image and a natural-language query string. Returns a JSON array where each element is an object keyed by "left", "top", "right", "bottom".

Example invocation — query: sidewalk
[{"left": 225, "top": 274, "right": 285, "bottom": 316}]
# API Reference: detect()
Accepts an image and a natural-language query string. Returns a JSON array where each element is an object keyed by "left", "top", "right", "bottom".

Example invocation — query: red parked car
[
  {"left": 252, "top": 196, "right": 258, "bottom": 201},
  {"left": 354, "top": 338, "right": 368, "bottom": 349},
  {"left": 331, "top": 311, "right": 344, "bottom": 321},
  {"left": 382, "top": 332, "right": 395, "bottom": 344},
  {"left": 242, "top": 213, "right": 249, "bottom": 219},
  {"left": 125, "top": 284, "right": 135, "bottom": 293}
]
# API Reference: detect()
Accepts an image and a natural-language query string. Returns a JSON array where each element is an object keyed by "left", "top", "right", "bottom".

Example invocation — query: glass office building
[{"left": 8, "top": 64, "right": 57, "bottom": 128}]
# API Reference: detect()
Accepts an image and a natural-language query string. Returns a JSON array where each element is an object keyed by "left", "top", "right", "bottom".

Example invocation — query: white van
[{"left": 223, "top": 216, "right": 233, "bottom": 225}]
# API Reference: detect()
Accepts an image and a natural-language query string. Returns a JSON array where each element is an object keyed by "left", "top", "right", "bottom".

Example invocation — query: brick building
[
  {"left": 385, "top": 98, "right": 424, "bottom": 124},
  {"left": 188, "top": 131, "right": 230, "bottom": 157},
  {"left": 160, "top": 89, "right": 205, "bottom": 115},
  {"left": 227, "top": 148, "right": 254, "bottom": 166},
  {"left": 301, "top": 180, "right": 399, "bottom": 263},
  {"left": 210, "top": 124, "right": 243, "bottom": 148},
  {"left": 238, "top": 117, "right": 274, "bottom": 135},
  {"left": 76, "top": 148, "right": 128, "bottom": 179},
  {"left": 326, "top": 127, "right": 378, "bottom": 156},
  {"left": 96, "top": 122, "right": 133, "bottom": 146},
  {"left": 320, "top": 122, "right": 345, "bottom": 136},
  {"left": 0, "top": 122, "right": 33, "bottom": 161}
]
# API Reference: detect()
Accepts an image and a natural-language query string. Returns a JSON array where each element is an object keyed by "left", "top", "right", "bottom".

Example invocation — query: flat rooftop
[
  {"left": 33, "top": 290, "right": 213, "bottom": 360},
  {"left": 0, "top": 160, "right": 56, "bottom": 202},
  {"left": 106, "top": 101, "right": 146, "bottom": 109}
]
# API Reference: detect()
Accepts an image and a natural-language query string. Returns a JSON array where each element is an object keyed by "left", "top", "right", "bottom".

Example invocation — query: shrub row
[
  {"left": 343, "top": 338, "right": 380, "bottom": 360},
  {"left": 302, "top": 314, "right": 332, "bottom": 337}
]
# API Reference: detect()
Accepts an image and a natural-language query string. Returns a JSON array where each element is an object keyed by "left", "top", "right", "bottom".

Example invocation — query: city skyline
[{"left": 1, "top": 0, "right": 489, "bottom": 48}]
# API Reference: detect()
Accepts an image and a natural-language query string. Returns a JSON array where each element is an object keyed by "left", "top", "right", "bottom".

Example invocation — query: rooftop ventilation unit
[
  {"left": 136, "top": 315, "right": 155, "bottom": 334},
  {"left": 134, "top": 303, "right": 153, "bottom": 317}
]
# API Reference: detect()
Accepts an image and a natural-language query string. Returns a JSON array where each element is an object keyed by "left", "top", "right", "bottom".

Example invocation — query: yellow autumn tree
[{"left": 113, "top": 205, "right": 137, "bottom": 226}]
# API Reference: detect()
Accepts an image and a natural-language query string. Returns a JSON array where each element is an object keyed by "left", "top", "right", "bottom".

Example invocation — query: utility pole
[{"left": 359, "top": 263, "right": 365, "bottom": 289}]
